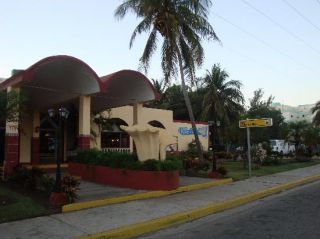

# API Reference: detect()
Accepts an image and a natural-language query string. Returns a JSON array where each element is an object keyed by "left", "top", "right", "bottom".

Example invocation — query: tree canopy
[
  {"left": 311, "top": 100, "right": 320, "bottom": 127},
  {"left": 200, "top": 64, "right": 244, "bottom": 124},
  {"left": 246, "top": 89, "right": 284, "bottom": 143},
  {"left": 0, "top": 89, "right": 23, "bottom": 126}
]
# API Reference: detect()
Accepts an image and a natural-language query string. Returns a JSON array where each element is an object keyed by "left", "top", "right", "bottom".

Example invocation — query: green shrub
[
  {"left": 37, "top": 175, "right": 55, "bottom": 195},
  {"left": 295, "top": 156, "right": 312, "bottom": 162},
  {"left": 215, "top": 151, "right": 233, "bottom": 159},
  {"left": 125, "top": 160, "right": 142, "bottom": 170},
  {"left": 262, "top": 155, "right": 282, "bottom": 166},
  {"left": 74, "top": 150, "right": 181, "bottom": 171},
  {"left": 184, "top": 159, "right": 210, "bottom": 171},
  {"left": 9, "top": 166, "right": 30, "bottom": 184},
  {"left": 161, "top": 158, "right": 183, "bottom": 171},
  {"left": 74, "top": 150, "right": 139, "bottom": 167},
  {"left": 140, "top": 159, "right": 161, "bottom": 171},
  {"left": 206, "top": 151, "right": 214, "bottom": 161},
  {"left": 75, "top": 148, "right": 104, "bottom": 164},
  {"left": 217, "top": 166, "right": 227, "bottom": 176},
  {"left": 9, "top": 167, "right": 57, "bottom": 195},
  {"left": 165, "top": 156, "right": 178, "bottom": 162},
  {"left": 294, "top": 147, "right": 312, "bottom": 162},
  {"left": 9, "top": 166, "right": 45, "bottom": 191},
  {"left": 62, "top": 175, "right": 80, "bottom": 203},
  {"left": 186, "top": 141, "right": 198, "bottom": 158}
]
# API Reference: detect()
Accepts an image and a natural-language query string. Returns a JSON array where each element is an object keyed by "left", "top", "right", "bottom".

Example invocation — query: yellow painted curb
[
  {"left": 77, "top": 174, "right": 320, "bottom": 239},
  {"left": 62, "top": 178, "right": 233, "bottom": 213}
]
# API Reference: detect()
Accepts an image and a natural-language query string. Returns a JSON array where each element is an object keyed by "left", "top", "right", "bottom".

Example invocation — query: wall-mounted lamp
[{"left": 34, "top": 126, "right": 40, "bottom": 133}]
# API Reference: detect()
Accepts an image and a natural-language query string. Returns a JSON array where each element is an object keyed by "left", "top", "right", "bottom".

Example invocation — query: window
[
  {"left": 101, "top": 131, "right": 129, "bottom": 148},
  {"left": 100, "top": 118, "right": 130, "bottom": 148}
]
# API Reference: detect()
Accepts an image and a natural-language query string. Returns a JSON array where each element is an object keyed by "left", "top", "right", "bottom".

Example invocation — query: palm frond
[
  {"left": 138, "top": 27, "right": 158, "bottom": 73},
  {"left": 114, "top": 0, "right": 141, "bottom": 19},
  {"left": 129, "top": 16, "right": 153, "bottom": 48}
]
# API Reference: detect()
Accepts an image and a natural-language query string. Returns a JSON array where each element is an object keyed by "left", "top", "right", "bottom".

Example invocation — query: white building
[{"left": 272, "top": 102, "right": 314, "bottom": 122}]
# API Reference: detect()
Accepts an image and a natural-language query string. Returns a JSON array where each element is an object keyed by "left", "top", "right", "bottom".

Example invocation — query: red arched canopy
[{"left": 0, "top": 55, "right": 159, "bottom": 111}]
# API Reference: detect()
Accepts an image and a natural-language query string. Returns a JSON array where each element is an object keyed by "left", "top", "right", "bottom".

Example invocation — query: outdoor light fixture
[
  {"left": 48, "top": 108, "right": 55, "bottom": 118},
  {"left": 208, "top": 120, "right": 221, "bottom": 172},
  {"left": 59, "top": 107, "right": 69, "bottom": 119},
  {"left": 47, "top": 107, "right": 69, "bottom": 196},
  {"left": 34, "top": 126, "right": 40, "bottom": 133}
]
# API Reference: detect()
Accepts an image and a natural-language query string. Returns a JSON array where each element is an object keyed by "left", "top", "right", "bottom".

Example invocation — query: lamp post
[
  {"left": 208, "top": 120, "right": 220, "bottom": 171},
  {"left": 48, "top": 107, "right": 69, "bottom": 193}
]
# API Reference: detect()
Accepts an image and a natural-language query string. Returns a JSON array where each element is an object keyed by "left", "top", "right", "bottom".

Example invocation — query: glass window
[{"left": 101, "top": 131, "right": 130, "bottom": 148}]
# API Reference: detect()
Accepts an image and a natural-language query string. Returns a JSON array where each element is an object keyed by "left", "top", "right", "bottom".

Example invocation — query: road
[{"left": 140, "top": 180, "right": 320, "bottom": 239}]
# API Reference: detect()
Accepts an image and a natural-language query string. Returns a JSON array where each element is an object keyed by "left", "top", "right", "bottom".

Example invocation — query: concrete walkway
[
  {"left": 1, "top": 165, "right": 320, "bottom": 239},
  {"left": 77, "top": 176, "right": 214, "bottom": 202}
]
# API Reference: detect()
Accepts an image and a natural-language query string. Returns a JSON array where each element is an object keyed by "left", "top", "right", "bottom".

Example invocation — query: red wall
[{"left": 68, "top": 162, "right": 179, "bottom": 191}]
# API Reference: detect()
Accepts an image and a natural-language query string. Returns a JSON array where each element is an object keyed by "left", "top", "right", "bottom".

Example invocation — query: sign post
[
  {"left": 239, "top": 118, "right": 273, "bottom": 177},
  {"left": 246, "top": 126, "right": 252, "bottom": 177}
]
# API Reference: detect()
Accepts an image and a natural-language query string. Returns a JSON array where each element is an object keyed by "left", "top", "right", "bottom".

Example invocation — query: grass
[
  {"left": 220, "top": 159, "right": 320, "bottom": 181},
  {"left": 0, "top": 185, "right": 52, "bottom": 223}
]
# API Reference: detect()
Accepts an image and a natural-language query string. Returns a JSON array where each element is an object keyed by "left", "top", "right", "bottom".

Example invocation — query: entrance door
[
  {"left": 39, "top": 115, "right": 65, "bottom": 164},
  {"left": 0, "top": 128, "right": 5, "bottom": 165},
  {"left": 39, "top": 128, "right": 56, "bottom": 163}
]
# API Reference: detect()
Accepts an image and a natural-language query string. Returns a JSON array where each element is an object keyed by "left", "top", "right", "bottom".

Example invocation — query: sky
[{"left": 0, "top": 0, "right": 319, "bottom": 107}]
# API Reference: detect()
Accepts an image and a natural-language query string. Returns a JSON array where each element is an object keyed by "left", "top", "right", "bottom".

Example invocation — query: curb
[
  {"left": 62, "top": 178, "right": 233, "bottom": 213},
  {"left": 77, "top": 174, "right": 320, "bottom": 239}
]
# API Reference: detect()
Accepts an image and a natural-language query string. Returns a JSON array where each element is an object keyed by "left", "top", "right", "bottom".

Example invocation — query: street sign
[
  {"left": 239, "top": 118, "right": 273, "bottom": 128},
  {"left": 239, "top": 118, "right": 273, "bottom": 177}
]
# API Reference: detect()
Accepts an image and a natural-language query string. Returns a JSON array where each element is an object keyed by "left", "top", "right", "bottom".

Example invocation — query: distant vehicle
[{"left": 270, "top": 139, "right": 295, "bottom": 155}]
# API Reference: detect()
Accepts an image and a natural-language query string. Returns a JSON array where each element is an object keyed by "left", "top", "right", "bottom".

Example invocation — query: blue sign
[{"left": 178, "top": 126, "right": 208, "bottom": 138}]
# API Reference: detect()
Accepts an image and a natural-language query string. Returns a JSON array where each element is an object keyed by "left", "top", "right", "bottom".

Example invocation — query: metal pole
[
  {"left": 212, "top": 124, "right": 216, "bottom": 171},
  {"left": 53, "top": 118, "right": 62, "bottom": 192},
  {"left": 247, "top": 126, "right": 252, "bottom": 177}
]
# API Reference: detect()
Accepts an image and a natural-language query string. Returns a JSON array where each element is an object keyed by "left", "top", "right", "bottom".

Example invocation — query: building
[
  {"left": 93, "top": 106, "right": 209, "bottom": 153},
  {"left": 272, "top": 102, "right": 315, "bottom": 122},
  {"left": 0, "top": 55, "right": 159, "bottom": 174},
  {"left": 0, "top": 55, "right": 208, "bottom": 175}
]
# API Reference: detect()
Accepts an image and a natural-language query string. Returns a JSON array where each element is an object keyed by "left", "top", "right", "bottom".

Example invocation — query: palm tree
[
  {"left": 115, "top": 0, "right": 219, "bottom": 160},
  {"left": 201, "top": 64, "right": 244, "bottom": 125},
  {"left": 287, "top": 120, "right": 309, "bottom": 149},
  {"left": 151, "top": 79, "right": 167, "bottom": 95},
  {"left": 311, "top": 100, "right": 320, "bottom": 126},
  {"left": 145, "top": 79, "right": 168, "bottom": 108},
  {"left": 0, "top": 89, "right": 24, "bottom": 125}
]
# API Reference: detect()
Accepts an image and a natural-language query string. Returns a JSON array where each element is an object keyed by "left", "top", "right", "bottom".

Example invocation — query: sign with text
[
  {"left": 178, "top": 126, "right": 208, "bottom": 138},
  {"left": 239, "top": 118, "right": 273, "bottom": 128}
]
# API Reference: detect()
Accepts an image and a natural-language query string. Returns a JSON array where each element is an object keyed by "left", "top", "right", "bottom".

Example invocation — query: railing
[{"left": 101, "top": 148, "right": 131, "bottom": 153}]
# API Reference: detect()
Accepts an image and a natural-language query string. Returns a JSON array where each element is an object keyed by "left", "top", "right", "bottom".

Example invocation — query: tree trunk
[{"left": 176, "top": 47, "right": 204, "bottom": 161}]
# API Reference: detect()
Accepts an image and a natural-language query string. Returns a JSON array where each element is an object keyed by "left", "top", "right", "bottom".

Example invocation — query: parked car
[{"left": 270, "top": 139, "right": 295, "bottom": 155}]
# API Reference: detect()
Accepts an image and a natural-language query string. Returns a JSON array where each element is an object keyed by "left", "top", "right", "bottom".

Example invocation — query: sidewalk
[
  {"left": 1, "top": 165, "right": 320, "bottom": 239},
  {"left": 77, "top": 176, "right": 216, "bottom": 202}
]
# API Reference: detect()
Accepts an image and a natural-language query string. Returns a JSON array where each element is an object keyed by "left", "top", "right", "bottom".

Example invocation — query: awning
[{"left": 0, "top": 55, "right": 159, "bottom": 112}]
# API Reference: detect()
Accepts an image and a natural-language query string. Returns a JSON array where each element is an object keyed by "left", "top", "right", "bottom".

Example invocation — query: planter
[
  {"left": 68, "top": 162, "right": 179, "bottom": 190},
  {"left": 49, "top": 192, "right": 67, "bottom": 206}
]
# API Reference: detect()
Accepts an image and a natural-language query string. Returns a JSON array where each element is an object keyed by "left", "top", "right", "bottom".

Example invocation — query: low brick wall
[{"left": 68, "top": 162, "right": 179, "bottom": 191}]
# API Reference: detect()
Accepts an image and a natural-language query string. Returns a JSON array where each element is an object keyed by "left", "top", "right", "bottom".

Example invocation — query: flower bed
[{"left": 68, "top": 162, "right": 179, "bottom": 190}]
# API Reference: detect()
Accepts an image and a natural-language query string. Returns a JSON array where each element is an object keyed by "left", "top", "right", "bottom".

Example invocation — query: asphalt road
[{"left": 140, "top": 181, "right": 320, "bottom": 239}]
